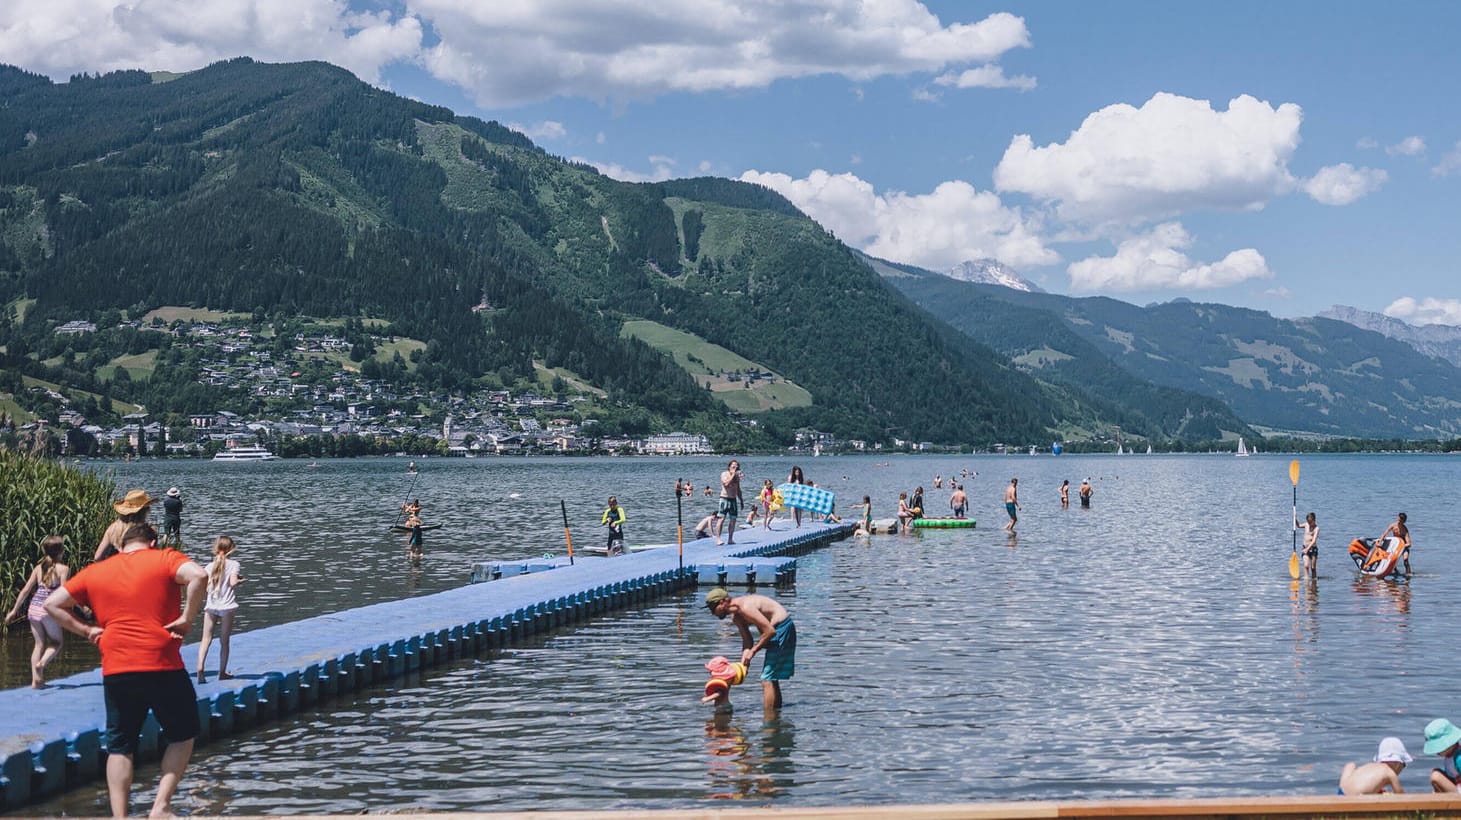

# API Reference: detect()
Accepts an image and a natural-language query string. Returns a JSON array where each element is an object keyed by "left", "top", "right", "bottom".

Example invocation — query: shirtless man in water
[
  {"left": 1003, "top": 478, "right": 1021, "bottom": 531},
  {"left": 714, "top": 460, "right": 744, "bottom": 545},
  {"left": 949, "top": 485, "right": 969, "bottom": 519},
  {"left": 704, "top": 588, "right": 795, "bottom": 716},
  {"left": 1379, "top": 512, "right": 1411, "bottom": 575}
]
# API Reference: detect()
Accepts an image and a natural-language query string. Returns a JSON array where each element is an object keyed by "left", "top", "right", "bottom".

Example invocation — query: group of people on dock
[{"left": 5, "top": 487, "right": 244, "bottom": 816}]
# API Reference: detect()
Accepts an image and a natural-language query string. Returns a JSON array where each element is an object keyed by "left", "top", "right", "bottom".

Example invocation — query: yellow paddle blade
[
  {"left": 1289, "top": 459, "right": 1300, "bottom": 486},
  {"left": 1288, "top": 550, "right": 1300, "bottom": 579}
]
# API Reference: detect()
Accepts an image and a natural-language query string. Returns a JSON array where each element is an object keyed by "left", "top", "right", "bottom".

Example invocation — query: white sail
[{"left": 1235, "top": 437, "right": 1249, "bottom": 457}]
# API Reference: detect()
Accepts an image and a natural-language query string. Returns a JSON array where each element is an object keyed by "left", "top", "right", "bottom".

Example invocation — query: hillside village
[{"left": 3, "top": 312, "right": 871, "bottom": 457}]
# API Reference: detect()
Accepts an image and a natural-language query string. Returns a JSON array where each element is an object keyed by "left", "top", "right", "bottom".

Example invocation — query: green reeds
[{"left": 0, "top": 451, "right": 114, "bottom": 618}]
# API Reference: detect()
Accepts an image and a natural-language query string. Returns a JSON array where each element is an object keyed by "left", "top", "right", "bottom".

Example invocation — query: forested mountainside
[
  {"left": 882, "top": 257, "right": 1461, "bottom": 438},
  {"left": 0, "top": 58, "right": 1110, "bottom": 446},
  {"left": 877, "top": 258, "right": 1252, "bottom": 442}
]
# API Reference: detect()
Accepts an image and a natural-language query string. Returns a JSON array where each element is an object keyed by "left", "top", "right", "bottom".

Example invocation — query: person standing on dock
[
  {"left": 44, "top": 522, "right": 208, "bottom": 819},
  {"left": 704, "top": 588, "right": 794, "bottom": 717},
  {"left": 1003, "top": 478, "right": 1021, "bottom": 531},
  {"left": 161, "top": 487, "right": 183, "bottom": 547},
  {"left": 601, "top": 496, "right": 626, "bottom": 557},
  {"left": 715, "top": 460, "right": 744, "bottom": 546}
]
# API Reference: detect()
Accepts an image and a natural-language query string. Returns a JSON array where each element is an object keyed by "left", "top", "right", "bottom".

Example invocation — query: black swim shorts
[
  {"left": 718, "top": 497, "right": 739, "bottom": 518},
  {"left": 103, "top": 669, "right": 200, "bottom": 754}
]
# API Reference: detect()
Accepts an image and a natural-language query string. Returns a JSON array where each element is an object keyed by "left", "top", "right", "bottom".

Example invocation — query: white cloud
[
  {"left": 739, "top": 168, "right": 1058, "bottom": 271},
  {"left": 0, "top": 0, "right": 421, "bottom": 85},
  {"left": 1432, "top": 141, "right": 1461, "bottom": 177},
  {"left": 595, "top": 131, "right": 607, "bottom": 145},
  {"left": 1356, "top": 137, "right": 1379, "bottom": 150},
  {"left": 415, "top": 2, "right": 1033, "bottom": 107},
  {"left": 911, "top": 86, "right": 941, "bottom": 103},
  {"left": 993, "top": 92, "right": 1303, "bottom": 225},
  {"left": 1383, "top": 296, "right": 1461, "bottom": 327},
  {"left": 506, "top": 120, "right": 567, "bottom": 141},
  {"left": 697, "top": 159, "right": 713, "bottom": 173},
  {"left": 934, "top": 64, "right": 1035, "bottom": 91},
  {"left": 1263, "top": 286, "right": 1292, "bottom": 299},
  {"left": 1385, "top": 136, "right": 1426, "bottom": 156},
  {"left": 1303, "top": 163, "right": 1387, "bottom": 205},
  {"left": 1067, "top": 222, "right": 1273, "bottom": 291},
  {"left": 575, "top": 154, "right": 676, "bottom": 183}
]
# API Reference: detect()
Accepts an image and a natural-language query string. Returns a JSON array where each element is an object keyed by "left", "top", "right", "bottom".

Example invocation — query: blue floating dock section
[{"left": 0, "top": 521, "right": 852, "bottom": 811}]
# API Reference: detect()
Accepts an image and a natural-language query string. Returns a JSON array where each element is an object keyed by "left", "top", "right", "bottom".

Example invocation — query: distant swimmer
[
  {"left": 1338, "top": 736, "right": 1411, "bottom": 795},
  {"left": 933, "top": 475, "right": 942, "bottom": 489},
  {"left": 408, "top": 461, "right": 417, "bottom": 474},
  {"left": 1079, "top": 478, "right": 1093, "bottom": 508},
  {"left": 1059, "top": 479, "right": 1069, "bottom": 509}
]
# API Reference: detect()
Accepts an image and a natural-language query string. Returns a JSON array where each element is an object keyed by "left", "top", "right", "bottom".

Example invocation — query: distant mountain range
[
  {"left": 1317, "top": 305, "right": 1461, "bottom": 368},
  {"left": 878, "top": 258, "right": 1461, "bottom": 439}
]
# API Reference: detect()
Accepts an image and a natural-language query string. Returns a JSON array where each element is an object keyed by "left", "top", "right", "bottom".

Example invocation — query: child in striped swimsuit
[{"left": 3, "top": 536, "right": 70, "bottom": 688}]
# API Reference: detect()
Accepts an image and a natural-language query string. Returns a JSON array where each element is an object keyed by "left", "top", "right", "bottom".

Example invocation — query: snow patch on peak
[{"left": 944, "top": 259, "right": 1044, "bottom": 293}]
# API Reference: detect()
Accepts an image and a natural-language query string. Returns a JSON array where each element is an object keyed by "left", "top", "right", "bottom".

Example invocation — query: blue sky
[{"left": 2, "top": 1, "right": 1458, "bottom": 321}]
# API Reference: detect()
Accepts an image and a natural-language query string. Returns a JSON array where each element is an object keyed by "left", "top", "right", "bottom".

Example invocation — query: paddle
[
  {"left": 392, "top": 469, "right": 421, "bottom": 528},
  {"left": 675, "top": 480, "right": 684, "bottom": 574},
  {"left": 1288, "top": 459, "right": 1301, "bottom": 579},
  {"left": 560, "top": 500, "right": 575, "bottom": 565}
]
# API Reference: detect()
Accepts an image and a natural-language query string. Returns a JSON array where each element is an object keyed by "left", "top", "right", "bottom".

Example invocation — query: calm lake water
[{"left": 8, "top": 453, "right": 1461, "bottom": 813}]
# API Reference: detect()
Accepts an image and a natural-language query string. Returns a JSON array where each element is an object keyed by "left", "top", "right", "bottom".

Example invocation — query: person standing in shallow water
[
  {"left": 1060, "top": 480, "right": 1069, "bottom": 509},
  {"left": 704, "top": 587, "right": 795, "bottom": 717},
  {"left": 161, "top": 487, "right": 183, "bottom": 547},
  {"left": 1295, "top": 511, "right": 1319, "bottom": 579},
  {"left": 1079, "top": 478, "right": 1093, "bottom": 508},
  {"left": 1003, "top": 478, "right": 1021, "bottom": 531}
]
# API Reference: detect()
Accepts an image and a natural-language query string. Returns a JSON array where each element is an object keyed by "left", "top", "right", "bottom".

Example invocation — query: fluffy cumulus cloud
[
  {"left": 739, "top": 168, "right": 1057, "bottom": 271},
  {"left": 1433, "top": 142, "right": 1461, "bottom": 177},
  {"left": 934, "top": 64, "right": 1035, "bottom": 91},
  {"left": 994, "top": 93, "right": 1303, "bottom": 225},
  {"left": 1067, "top": 222, "right": 1272, "bottom": 292},
  {"left": 414, "top": 1, "right": 1033, "bottom": 107},
  {"left": 1384, "top": 297, "right": 1461, "bottom": 327},
  {"left": 0, "top": 0, "right": 421, "bottom": 84},
  {"left": 1303, "top": 163, "right": 1388, "bottom": 205},
  {"left": 1386, "top": 136, "right": 1426, "bottom": 156}
]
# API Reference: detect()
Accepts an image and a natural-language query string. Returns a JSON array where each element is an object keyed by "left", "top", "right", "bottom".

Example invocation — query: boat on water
[
  {"left": 1235, "top": 437, "right": 1250, "bottom": 457},
  {"left": 212, "top": 445, "right": 279, "bottom": 462}
]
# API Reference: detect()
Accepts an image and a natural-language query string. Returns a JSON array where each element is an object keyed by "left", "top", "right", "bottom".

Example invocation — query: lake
[{"left": 8, "top": 453, "right": 1459, "bottom": 813}]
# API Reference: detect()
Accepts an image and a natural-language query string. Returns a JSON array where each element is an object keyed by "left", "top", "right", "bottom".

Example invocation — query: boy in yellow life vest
[{"left": 601, "top": 496, "right": 626, "bottom": 557}]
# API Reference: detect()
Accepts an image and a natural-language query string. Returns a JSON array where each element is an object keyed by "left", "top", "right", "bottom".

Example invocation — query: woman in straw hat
[{"left": 93, "top": 489, "right": 155, "bottom": 562}]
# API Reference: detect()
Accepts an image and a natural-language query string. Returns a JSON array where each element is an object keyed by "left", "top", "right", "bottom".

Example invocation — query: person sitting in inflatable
[{"left": 700, "top": 655, "right": 749, "bottom": 707}]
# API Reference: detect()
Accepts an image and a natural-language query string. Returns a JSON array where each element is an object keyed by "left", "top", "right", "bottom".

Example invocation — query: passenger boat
[{"left": 212, "top": 445, "right": 279, "bottom": 462}]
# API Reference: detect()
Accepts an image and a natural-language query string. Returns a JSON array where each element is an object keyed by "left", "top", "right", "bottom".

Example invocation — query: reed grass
[{"left": 0, "top": 450, "right": 114, "bottom": 617}]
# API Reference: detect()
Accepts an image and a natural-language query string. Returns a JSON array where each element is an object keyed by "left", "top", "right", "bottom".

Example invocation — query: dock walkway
[{"left": 0, "top": 522, "right": 852, "bottom": 810}]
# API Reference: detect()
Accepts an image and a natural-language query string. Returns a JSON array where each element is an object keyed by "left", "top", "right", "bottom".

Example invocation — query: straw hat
[{"left": 113, "top": 489, "right": 154, "bottom": 515}]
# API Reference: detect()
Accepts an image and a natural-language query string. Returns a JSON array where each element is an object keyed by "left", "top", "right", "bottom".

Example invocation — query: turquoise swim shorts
[{"left": 761, "top": 618, "right": 797, "bottom": 681}]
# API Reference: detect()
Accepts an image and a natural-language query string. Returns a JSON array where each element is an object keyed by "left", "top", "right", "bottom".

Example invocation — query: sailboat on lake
[{"left": 1235, "top": 437, "right": 1250, "bottom": 457}]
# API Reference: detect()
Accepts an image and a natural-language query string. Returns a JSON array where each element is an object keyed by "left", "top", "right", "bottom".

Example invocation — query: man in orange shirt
[{"left": 46, "top": 523, "right": 208, "bottom": 819}]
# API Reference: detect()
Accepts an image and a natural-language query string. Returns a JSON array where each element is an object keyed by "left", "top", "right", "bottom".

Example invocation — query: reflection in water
[
  {"left": 1350, "top": 575, "right": 1411, "bottom": 624},
  {"left": 704, "top": 714, "right": 796, "bottom": 801}
]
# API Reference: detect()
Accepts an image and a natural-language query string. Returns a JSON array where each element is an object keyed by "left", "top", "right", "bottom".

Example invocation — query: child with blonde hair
[
  {"left": 196, "top": 536, "right": 245, "bottom": 683},
  {"left": 4, "top": 536, "right": 70, "bottom": 687}
]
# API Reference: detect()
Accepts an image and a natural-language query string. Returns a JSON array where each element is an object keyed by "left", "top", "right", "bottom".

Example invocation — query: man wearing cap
[
  {"left": 1425, "top": 717, "right": 1461, "bottom": 792},
  {"left": 1338, "top": 736, "right": 1411, "bottom": 795},
  {"left": 46, "top": 522, "right": 208, "bottom": 818},
  {"left": 162, "top": 487, "right": 183, "bottom": 547},
  {"left": 704, "top": 588, "right": 794, "bottom": 716}
]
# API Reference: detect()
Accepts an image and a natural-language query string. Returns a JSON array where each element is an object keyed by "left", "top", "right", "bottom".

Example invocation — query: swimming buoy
[{"left": 910, "top": 518, "right": 977, "bottom": 529}]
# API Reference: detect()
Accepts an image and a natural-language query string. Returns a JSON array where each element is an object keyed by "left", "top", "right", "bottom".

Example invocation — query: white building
[{"left": 640, "top": 432, "right": 712, "bottom": 455}]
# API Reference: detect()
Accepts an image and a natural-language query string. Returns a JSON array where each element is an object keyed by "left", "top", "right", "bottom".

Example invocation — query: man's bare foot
[{"left": 714, "top": 539, "right": 723, "bottom": 546}]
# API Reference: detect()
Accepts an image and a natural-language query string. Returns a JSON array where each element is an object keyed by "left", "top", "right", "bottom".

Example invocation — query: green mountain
[
  {"left": 883, "top": 259, "right": 1461, "bottom": 439},
  {"left": 874, "top": 256, "right": 1252, "bottom": 442},
  {"left": 0, "top": 58, "right": 1111, "bottom": 447}
]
